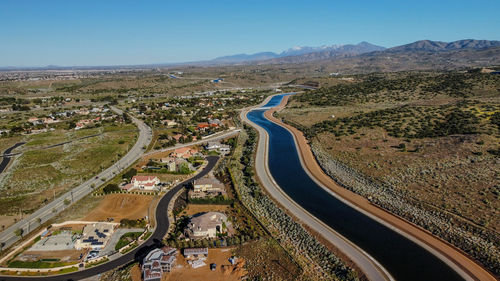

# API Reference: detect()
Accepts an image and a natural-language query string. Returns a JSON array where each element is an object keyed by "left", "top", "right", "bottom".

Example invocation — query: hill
[{"left": 387, "top": 39, "right": 500, "bottom": 53}]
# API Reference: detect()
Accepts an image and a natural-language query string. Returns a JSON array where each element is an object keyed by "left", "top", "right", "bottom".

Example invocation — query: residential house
[
  {"left": 161, "top": 119, "right": 178, "bottom": 127},
  {"left": 131, "top": 175, "right": 160, "bottom": 191},
  {"left": 160, "top": 157, "right": 177, "bottom": 172},
  {"left": 184, "top": 212, "right": 229, "bottom": 239},
  {"left": 142, "top": 247, "right": 177, "bottom": 281},
  {"left": 160, "top": 157, "right": 192, "bottom": 172},
  {"left": 170, "top": 147, "right": 199, "bottom": 159},
  {"left": 205, "top": 141, "right": 231, "bottom": 155},
  {"left": 189, "top": 176, "right": 226, "bottom": 199}
]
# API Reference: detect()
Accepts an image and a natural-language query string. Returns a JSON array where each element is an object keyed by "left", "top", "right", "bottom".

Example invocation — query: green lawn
[{"left": 8, "top": 260, "right": 76, "bottom": 269}]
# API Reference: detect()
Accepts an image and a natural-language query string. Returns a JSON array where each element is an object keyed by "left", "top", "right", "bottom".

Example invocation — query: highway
[
  {"left": 0, "top": 106, "right": 153, "bottom": 251},
  {"left": 241, "top": 95, "right": 394, "bottom": 281},
  {"left": 0, "top": 156, "right": 219, "bottom": 281}
]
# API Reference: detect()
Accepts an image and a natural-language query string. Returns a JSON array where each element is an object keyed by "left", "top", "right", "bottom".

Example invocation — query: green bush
[
  {"left": 115, "top": 232, "right": 142, "bottom": 250},
  {"left": 103, "top": 183, "right": 120, "bottom": 194}
]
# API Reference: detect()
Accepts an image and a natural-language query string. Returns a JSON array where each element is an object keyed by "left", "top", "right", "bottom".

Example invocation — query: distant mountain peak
[
  {"left": 211, "top": 42, "right": 385, "bottom": 64},
  {"left": 388, "top": 39, "right": 500, "bottom": 53}
]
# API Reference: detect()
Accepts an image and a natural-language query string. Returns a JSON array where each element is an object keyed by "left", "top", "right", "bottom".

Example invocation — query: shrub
[{"left": 103, "top": 183, "right": 120, "bottom": 194}]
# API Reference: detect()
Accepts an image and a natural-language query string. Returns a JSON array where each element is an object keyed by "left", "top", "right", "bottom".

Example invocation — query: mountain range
[
  {"left": 215, "top": 39, "right": 500, "bottom": 65},
  {"left": 386, "top": 39, "right": 500, "bottom": 53},
  {"left": 212, "top": 42, "right": 385, "bottom": 64},
  {"left": 1, "top": 39, "right": 499, "bottom": 71}
]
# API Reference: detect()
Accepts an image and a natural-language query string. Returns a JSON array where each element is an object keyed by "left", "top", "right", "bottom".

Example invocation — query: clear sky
[{"left": 1, "top": 0, "right": 499, "bottom": 67}]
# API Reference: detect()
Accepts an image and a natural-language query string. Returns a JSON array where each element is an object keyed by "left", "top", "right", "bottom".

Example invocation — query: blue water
[{"left": 247, "top": 94, "right": 463, "bottom": 281}]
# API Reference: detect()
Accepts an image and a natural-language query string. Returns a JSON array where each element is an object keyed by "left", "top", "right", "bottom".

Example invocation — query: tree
[
  {"left": 68, "top": 121, "right": 76, "bottom": 129},
  {"left": 122, "top": 168, "right": 137, "bottom": 181},
  {"left": 14, "top": 228, "right": 23, "bottom": 238},
  {"left": 103, "top": 183, "right": 120, "bottom": 194}
]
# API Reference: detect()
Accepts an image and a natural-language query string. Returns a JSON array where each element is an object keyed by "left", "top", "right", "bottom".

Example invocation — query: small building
[
  {"left": 218, "top": 144, "right": 231, "bottom": 155},
  {"left": 170, "top": 146, "right": 199, "bottom": 159},
  {"left": 205, "top": 141, "right": 230, "bottom": 155},
  {"left": 142, "top": 247, "right": 177, "bottom": 281},
  {"left": 184, "top": 212, "right": 229, "bottom": 239},
  {"left": 183, "top": 247, "right": 208, "bottom": 259},
  {"left": 131, "top": 175, "right": 160, "bottom": 191},
  {"left": 160, "top": 157, "right": 177, "bottom": 172},
  {"left": 161, "top": 119, "right": 178, "bottom": 127},
  {"left": 190, "top": 176, "right": 226, "bottom": 198},
  {"left": 75, "top": 222, "right": 116, "bottom": 250}
]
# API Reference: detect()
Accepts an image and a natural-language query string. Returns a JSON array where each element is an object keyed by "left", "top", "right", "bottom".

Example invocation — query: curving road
[
  {"left": 0, "top": 106, "right": 152, "bottom": 251},
  {"left": 0, "top": 156, "right": 219, "bottom": 281},
  {"left": 0, "top": 142, "right": 25, "bottom": 174}
]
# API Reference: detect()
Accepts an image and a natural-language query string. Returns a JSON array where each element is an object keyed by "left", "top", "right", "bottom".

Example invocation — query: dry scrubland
[
  {"left": 0, "top": 124, "right": 137, "bottom": 218},
  {"left": 279, "top": 70, "right": 500, "bottom": 275}
]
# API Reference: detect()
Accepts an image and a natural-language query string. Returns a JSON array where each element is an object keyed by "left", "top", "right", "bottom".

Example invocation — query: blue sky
[{"left": 1, "top": 0, "right": 499, "bottom": 67}]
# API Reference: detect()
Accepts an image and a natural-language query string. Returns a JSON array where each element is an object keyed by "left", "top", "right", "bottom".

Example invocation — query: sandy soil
[
  {"left": 81, "top": 194, "right": 156, "bottom": 222},
  {"left": 22, "top": 249, "right": 85, "bottom": 262},
  {"left": 130, "top": 264, "right": 142, "bottom": 281},
  {"left": 265, "top": 95, "right": 497, "bottom": 281},
  {"left": 52, "top": 224, "right": 85, "bottom": 232},
  {"left": 0, "top": 215, "right": 18, "bottom": 230},
  {"left": 183, "top": 204, "right": 229, "bottom": 216},
  {"left": 165, "top": 248, "right": 245, "bottom": 281}
]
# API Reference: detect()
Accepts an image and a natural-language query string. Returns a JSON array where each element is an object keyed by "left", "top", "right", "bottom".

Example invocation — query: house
[
  {"left": 196, "top": 122, "right": 218, "bottom": 131},
  {"left": 205, "top": 141, "right": 222, "bottom": 151},
  {"left": 75, "top": 222, "right": 116, "bottom": 250},
  {"left": 184, "top": 212, "right": 229, "bottom": 239},
  {"left": 208, "top": 118, "right": 221, "bottom": 126},
  {"left": 205, "top": 141, "right": 231, "bottom": 155},
  {"left": 161, "top": 119, "right": 178, "bottom": 127},
  {"left": 160, "top": 157, "right": 192, "bottom": 172},
  {"left": 160, "top": 157, "right": 177, "bottom": 172},
  {"left": 131, "top": 175, "right": 160, "bottom": 191},
  {"left": 170, "top": 147, "right": 199, "bottom": 159},
  {"left": 28, "top": 117, "right": 43, "bottom": 125},
  {"left": 183, "top": 248, "right": 208, "bottom": 259},
  {"left": 218, "top": 144, "right": 231, "bottom": 155},
  {"left": 142, "top": 247, "right": 177, "bottom": 281},
  {"left": 189, "top": 176, "right": 225, "bottom": 198}
]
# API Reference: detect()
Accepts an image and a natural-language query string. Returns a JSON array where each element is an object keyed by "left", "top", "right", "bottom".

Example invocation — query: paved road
[
  {"left": 0, "top": 142, "right": 25, "bottom": 174},
  {"left": 0, "top": 156, "right": 219, "bottom": 281},
  {"left": 241, "top": 95, "right": 393, "bottom": 281},
  {"left": 0, "top": 106, "right": 152, "bottom": 251}
]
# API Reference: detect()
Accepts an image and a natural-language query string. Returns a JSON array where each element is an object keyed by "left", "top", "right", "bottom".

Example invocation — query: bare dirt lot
[
  {"left": 21, "top": 249, "right": 85, "bottom": 262},
  {"left": 82, "top": 193, "right": 157, "bottom": 222},
  {"left": 182, "top": 204, "right": 229, "bottom": 216},
  {"left": 0, "top": 215, "right": 18, "bottom": 231},
  {"left": 165, "top": 248, "right": 245, "bottom": 281}
]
